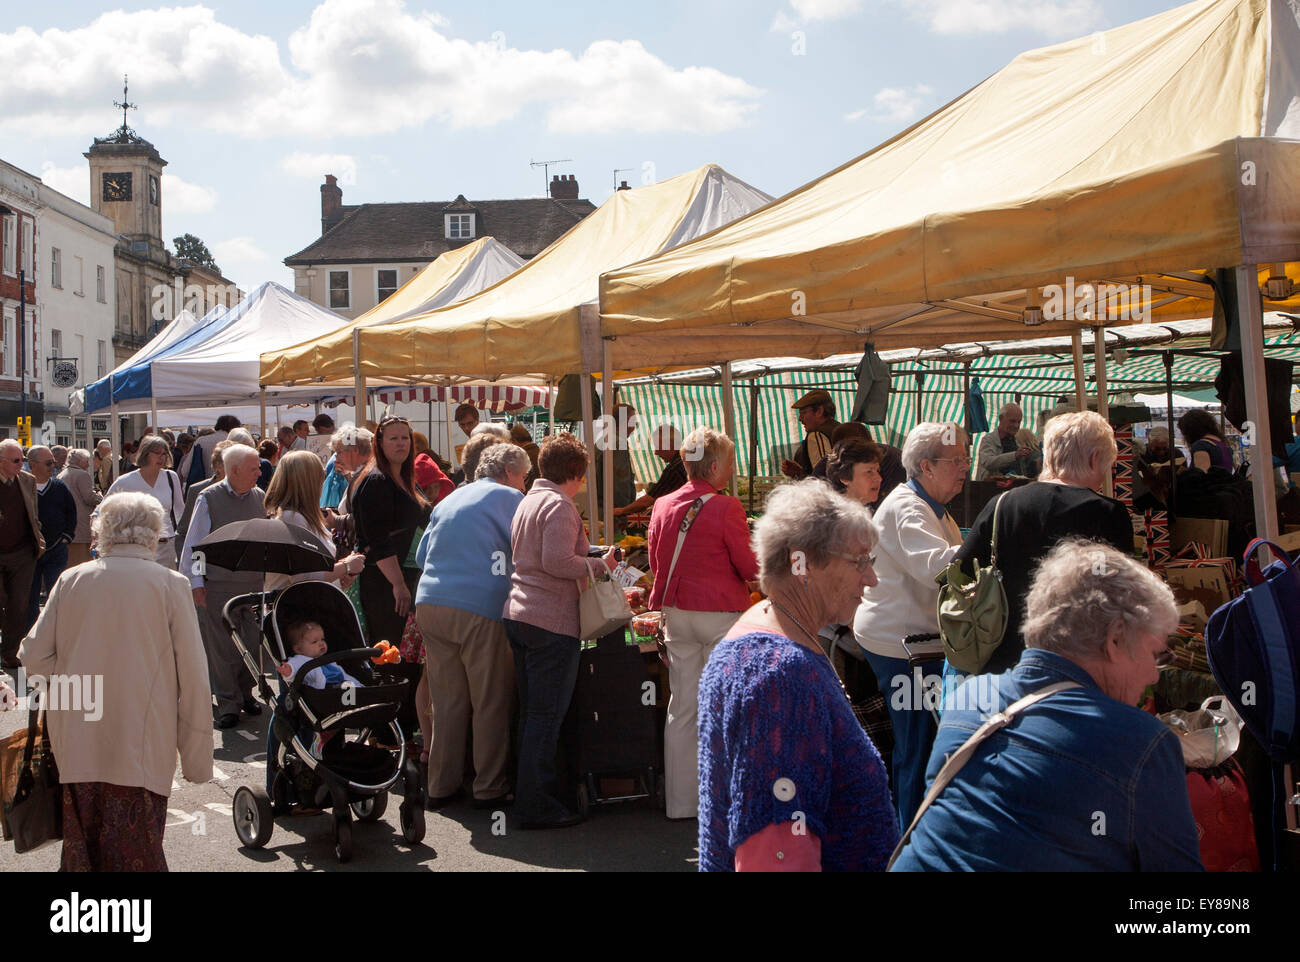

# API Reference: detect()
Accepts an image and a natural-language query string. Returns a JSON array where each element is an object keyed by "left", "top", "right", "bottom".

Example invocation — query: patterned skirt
[{"left": 61, "top": 782, "right": 169, "bottom": 872}]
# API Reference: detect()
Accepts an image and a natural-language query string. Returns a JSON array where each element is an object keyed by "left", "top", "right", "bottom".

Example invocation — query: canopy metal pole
[
  {"left": 602, "top": 341, "right": 615, "bottom": 542},
  {"left": 721, "top": 361, "right": 737, "bottom": 497},
  {"left": 445, "top": 395, "right": 456, "bottom": 467},
  {"left": 580, "top": 373, "right": 599, "bottom": 540},
  {"left": 962, "top": 361, "right": 972, "bottom": 525},
  {"left": 748, "top": 381, "right": 760, "bottom": 513},
  {"left": 109, "top": 390, "right": 120, "bottom": 485},
  {"left": 150, "top": 395, "right": 158, "bottom": 437},
  {"left": 1235, "top": 264, "right": 1278, "bottom": 541},
  {"left": 1071, "top": 330, "right": 1087, "bottom": 412},
  {"left": 259, "top": 388, "right": 267, "bottom": 440},
  {"left": 1093, "top": 325, "right": 1111, "bottom": 497},
  {"left": 1164, "top": 351, "right": 1176, "bottom": 508},
  {"left": 352, "top": 328, "right": 366, "bottom": 429}
]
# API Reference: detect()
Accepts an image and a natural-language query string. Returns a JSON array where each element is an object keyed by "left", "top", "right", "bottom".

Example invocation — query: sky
[{"left": 0, "top": 0, "right": 1190, "bottom": 291}]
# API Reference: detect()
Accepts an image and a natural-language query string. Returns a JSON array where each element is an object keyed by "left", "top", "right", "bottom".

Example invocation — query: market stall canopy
[
  {"left": 600, "top": 0, "right": 1300, "bottom": 370},
  {"left": 261, "top": 164, "right": 773, "bottom": 387},
  {"left": 373, "top": 383, "right": 551, "bottom": 413},
  {"left": 616, "top": 313, "right": 1300, "bottom": 478},
  {"left": 103, "top": 281, "right": 352, "bottom": 415},
  {"left": 78, "top": 305, "right": 224, "bottom": 414},
  {"left": 262, "top": 236, "right": 525, "bottom": 386}
]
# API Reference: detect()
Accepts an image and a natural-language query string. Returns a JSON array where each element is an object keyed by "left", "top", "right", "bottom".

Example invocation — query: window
[
  {"left": 96, "top": 265, "right": 106, "bottom": 303},
  {"left": 97, "top": 339, "right": 106, "bottom": 379},
  {"left": 51, "top": 248, "right": 62, "bottom": 289},
  {"left": 21, "top": 220, "right": 33, "bottom": 276},
  {"left": 74, "top": 255, "right": 84, "bottom": 296},
  {"left": 376, "top": 268, "right": 399, "bottom": 304},
  {"left": 51, "top": 328, "right": 62, "bottom": 359},
  {"left": 2, "top": 310, "right": 13, "bottom": 377},
  {"left": 2, "top": 216, "right": 14, "bottom": 275},
  {"left": 445, "top": 213, "right": 474, "bottom": 240},
  {"left": 328, "top": 270, "right": 350, "bottom": 310}
]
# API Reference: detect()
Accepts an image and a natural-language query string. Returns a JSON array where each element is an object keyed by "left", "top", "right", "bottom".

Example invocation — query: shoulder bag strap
[
  {"left": 165, "top": 471, "right": 180, "bottom": 533},
  {"left": 989, "top": 492, "right": 1005, "bottom": 569},
  {"left": 887, "top": 679, "right": 1080, "bottom": 869},
  {"left": 660, "top": 493, "right": 716, "bottom": 608}
]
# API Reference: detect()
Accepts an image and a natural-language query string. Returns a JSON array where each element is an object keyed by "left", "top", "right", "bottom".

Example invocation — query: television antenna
[
  {"left": 613, "top": 168, "right": 634, "bottom": 190},
  {"left": 530, "top": 158, "right": 572, "bottom": 196}
]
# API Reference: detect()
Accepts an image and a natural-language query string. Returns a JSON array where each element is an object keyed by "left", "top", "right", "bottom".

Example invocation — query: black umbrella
[{"left": 195, "top": 518, "right": 336, "bottom": 575}]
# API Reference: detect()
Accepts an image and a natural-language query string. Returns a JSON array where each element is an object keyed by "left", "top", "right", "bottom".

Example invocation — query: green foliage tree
[{"left": 172, "top": 233, "right": 220, "bottom": 273}]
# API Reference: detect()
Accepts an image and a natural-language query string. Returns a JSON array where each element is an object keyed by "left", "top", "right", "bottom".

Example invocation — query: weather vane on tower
[{"left": 113, "top": 74, "right": 137, "bottom": 136}]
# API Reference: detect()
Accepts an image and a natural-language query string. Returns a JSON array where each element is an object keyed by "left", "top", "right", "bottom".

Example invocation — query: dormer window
[{"left": 445, "top": 213, "right": 475, "bottom": 240}]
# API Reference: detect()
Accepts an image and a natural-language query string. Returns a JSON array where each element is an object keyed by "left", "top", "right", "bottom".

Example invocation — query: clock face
[
  {"left": 102, "top": 172, "right": 132, "bottom": 202},
  {"left": 149, "top": 174, "right": 159, "bottom": 206}
]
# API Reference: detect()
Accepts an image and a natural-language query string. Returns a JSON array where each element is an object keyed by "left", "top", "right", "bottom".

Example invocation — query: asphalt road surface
[{"left": 0, "top": 681, "right": 698, "bottom": 873}]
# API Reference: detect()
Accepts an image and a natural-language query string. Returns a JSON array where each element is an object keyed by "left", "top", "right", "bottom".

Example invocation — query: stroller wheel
[
  {"left": 233, "top": 786, "right": 274, "bottom": 849},
  {"left": 351, "top": 792, "right": 388, "bottom": 823},
  {"left": 333, "top": 812, "right": 353, "bottom": 863},
  {"left": 400, "top": 799, "right": 426, "bottom": 845}
]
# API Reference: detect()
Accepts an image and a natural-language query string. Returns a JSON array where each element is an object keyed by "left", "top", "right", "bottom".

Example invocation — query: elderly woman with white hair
[
  {"left": 321, "top": 422, "right": 374, "bottom": 512},
  {"left": 853, "top": 421, "right": 968, "bottom": 829},
  {"left": 698, "top": 480, "right": 897, "bottom": 871},
  {"left": 890, "top": 541, "right": 1201, "bottom": 871},
  {"left": 646, "top": 426, "right": 758, "bottom": 820},
  {"left": 19, "top": 492, "right": 213, "bottom": 871},
  {"left": 953, "top": 410, "right": 1132, "bottom": 678},
  {"left": 58, "top": 448, "right": 101, "bottom": 568}
]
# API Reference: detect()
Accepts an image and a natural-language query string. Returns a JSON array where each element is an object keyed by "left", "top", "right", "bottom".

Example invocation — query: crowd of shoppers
[{"left": 4, "top": 393, "right": 1205, "bottom": 874}]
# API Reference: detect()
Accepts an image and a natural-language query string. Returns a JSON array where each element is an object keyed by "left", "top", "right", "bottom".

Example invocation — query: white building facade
[{"left": 37, "top": 182, "right": 117, "bottom": 447}]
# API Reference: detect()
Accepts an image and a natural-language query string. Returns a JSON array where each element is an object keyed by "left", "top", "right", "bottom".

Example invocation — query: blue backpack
[
  {"left": 1205, "top": 539, "right": 1300, "bottom": 762},
  {"left": 1205, "top": 539, "right": 1300, "bottom": 869}
]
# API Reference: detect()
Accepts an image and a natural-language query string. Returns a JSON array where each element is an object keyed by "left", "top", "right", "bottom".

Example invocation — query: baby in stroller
[{"left": 278, "top": 619, "right": 364, "bottom": 690}]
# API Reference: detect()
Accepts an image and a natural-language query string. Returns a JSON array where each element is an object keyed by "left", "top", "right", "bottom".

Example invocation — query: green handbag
[{"left": 935, "top": 493, "right": 1008, "bottom": 674}]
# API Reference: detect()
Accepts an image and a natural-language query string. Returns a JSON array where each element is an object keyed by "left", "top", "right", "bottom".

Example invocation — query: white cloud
[
  {"left": 280, "top": 152, "right": 359, "bottom": 186},
  {"left": 211, "top": 236, "right": 268, "bottom": 264},
  {"left": 897, "top": 0, "right": 1105, "bottom": 37},
  {"left": 40, "top": 162, "right": 88, "bottom": 205},
  {"left": 0, "top": 1, "right": 760, "bottom": 138},
  {"left": 845, "top": 84, "right": 932, "bottom": 124},
  {"left": 163, "top": 174, "right": 217, "bottom": 214},
  {"left": 772, "top": 0, "right": 862, "bottom": 29}
]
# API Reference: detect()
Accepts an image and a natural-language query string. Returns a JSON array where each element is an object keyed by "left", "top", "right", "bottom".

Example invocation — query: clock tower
[{"left": 83, "top": 77, "right": 181, "bottom": 368}]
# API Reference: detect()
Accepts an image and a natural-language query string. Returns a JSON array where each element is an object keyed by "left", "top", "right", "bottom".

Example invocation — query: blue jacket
[
  {"left": 891, "top": 649, "right": 1202, "bottom": 872},
  {"left": 414, "top": 479, "right": 523, "bottom": 622}
]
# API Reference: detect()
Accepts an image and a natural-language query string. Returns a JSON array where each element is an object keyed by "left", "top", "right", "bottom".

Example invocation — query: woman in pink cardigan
[
  {"left": 502, "top": 433, "right": 618, "bottom": 829},
  {"left": 646, "top": 426, "right": 758, "bottom": 819}
]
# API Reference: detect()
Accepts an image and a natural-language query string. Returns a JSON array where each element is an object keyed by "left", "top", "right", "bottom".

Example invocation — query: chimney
[
  {"left": 549, "top": 173, "right": 579, "bottom": 200},
  {"left": 617, "top": 181, "right": 630, "bottom": 191},
  {"left": 321, "top": 174, "right": 343, "bottom": 234}
]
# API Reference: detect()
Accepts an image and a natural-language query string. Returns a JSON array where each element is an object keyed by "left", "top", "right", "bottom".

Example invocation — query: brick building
[{"left": 285, "top": 173, "right": 595, "bottom": 318}]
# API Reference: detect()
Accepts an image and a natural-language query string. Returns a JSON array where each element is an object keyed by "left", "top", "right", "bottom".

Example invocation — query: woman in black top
[
  {"left": 349, "top": 416, "right": 431, "bottom": 646},
  {"left": 954, "top": 411, "right": 1133, "bottom": 676}
]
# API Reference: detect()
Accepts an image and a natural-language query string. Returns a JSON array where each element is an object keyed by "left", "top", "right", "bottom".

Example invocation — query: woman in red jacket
[{"left": 647, "top": 426, "right": 758, "bottom": 820}]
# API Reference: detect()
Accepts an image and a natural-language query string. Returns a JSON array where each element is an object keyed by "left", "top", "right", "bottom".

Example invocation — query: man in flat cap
[{"left": 780, "top": 389, "right": 841, "bottom": 479}]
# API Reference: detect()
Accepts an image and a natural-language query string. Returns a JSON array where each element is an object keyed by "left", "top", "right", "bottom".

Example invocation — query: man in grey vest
[{"left": 179, "top": 444, "right": 265, "bottom": 728}]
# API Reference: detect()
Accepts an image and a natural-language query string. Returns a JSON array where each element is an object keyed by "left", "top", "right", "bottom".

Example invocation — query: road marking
[
  {"left": 204, "top": 802, "right": 233, "bottom": 817},
  {"left": 166, "top": 808, "right": 197, "bottom": 828},
  {"left": 237, "top": 730, "right": 257, "bottom": 741},
  {"left": 211, "top": 764, "right": 229, "bottom": 781}
]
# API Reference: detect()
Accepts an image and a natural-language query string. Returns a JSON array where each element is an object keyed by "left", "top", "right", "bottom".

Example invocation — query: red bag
[{"left": 1184, "top": 761, "right": 1260, "bottom": 872}]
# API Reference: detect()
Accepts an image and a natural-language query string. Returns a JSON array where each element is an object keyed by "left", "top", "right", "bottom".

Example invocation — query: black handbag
[{"left": 1, "top": 708, "right": 63, "bottom": 854}]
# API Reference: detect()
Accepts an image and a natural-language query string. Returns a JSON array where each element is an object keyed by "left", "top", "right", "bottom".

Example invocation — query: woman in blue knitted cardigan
[{"left": 697, "top": 480, "right": 899, "bottom": 871}]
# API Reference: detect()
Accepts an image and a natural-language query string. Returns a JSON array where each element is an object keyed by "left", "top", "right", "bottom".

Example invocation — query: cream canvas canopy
[
  {"left": 599, "top": 0, "right": 1300, "bottom": 370},
  {"left": 261, "top": 236, "right": 525, "bottom": 386},
  {"left": 259, "top": 164, "right": 774, "bottom": 389}
]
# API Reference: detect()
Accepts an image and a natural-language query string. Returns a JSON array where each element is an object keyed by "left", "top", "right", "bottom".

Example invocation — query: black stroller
[{"left": 219, "top": 572, "right": 426, "bottom": 863}]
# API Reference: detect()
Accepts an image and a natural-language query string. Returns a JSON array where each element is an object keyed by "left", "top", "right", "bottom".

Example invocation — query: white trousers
[{"left": 662, "top": 606, "right": 742, "bottom": 819}]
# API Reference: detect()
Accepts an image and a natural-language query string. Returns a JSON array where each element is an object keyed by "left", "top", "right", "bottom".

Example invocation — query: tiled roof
[{"left": 285, "top": 196, "right": 596, "bottom": 265}]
